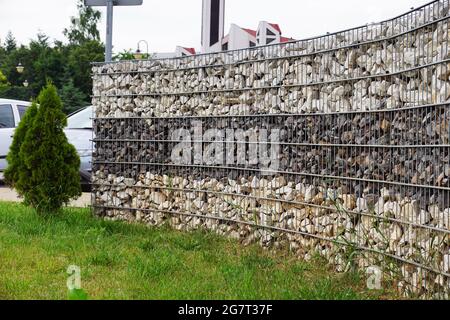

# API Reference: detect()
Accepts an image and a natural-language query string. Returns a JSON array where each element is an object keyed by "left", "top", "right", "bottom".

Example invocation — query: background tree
[
  {"left": 65, "top": 40, "right": 104, "bottom": 99},
  {"left": 17, "top": 83, "right": 81, "bottom": 214},
  {"left": 4, "top": 31, "right": 17, "bottom": 52},
  {"left": 63, "top": 0, "right": 101, "bottom": 45},
  {"left": 114, "top": 49, "right": 137, "bottom": 61},
  {"left": 59, "top": 77, "right": 88, "bottom": 114},
  {"left": 62, "top": 0, "right": 104, "bottom": 108},
  {"left": 0, "top": 70, "right": 9, "bottom": 89},
  {"left": 113, "top": 49, "right": 152, "bottom": 61},
  {"left": 0, "top": 1, "right": 104, "bottom": 112}
]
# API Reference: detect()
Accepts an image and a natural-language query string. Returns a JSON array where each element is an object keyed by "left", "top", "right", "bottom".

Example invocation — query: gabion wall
[{"left": 92, "top": 0, "right": 450, "bottom": 298}]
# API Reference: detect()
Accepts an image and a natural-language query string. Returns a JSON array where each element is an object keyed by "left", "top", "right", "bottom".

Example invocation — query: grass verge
[{"left": 0, "top": 202, "right": 394, "bottom": 300}]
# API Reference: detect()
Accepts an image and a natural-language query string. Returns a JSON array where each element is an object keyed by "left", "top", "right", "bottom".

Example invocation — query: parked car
[
  {"left": 66, "top": 106, "right": 93, "bottom": 191},
  {"left": 0, "top": 99, "right": 93, "bottom": 190},
  {"left": 0, "top": 99, "right": 31, "bottom": 182}
]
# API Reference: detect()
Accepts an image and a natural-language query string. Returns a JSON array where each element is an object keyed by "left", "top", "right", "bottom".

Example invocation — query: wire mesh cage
[{"left": 91, "top": 0, "right": 450, "bottom": 299}]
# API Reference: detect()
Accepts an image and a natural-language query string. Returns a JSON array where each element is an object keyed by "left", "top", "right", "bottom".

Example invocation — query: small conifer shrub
[
  {"left": 4, "top": 101, "right": 38, "bottom": 190},
  {"left": 6, "top": 83, "right": 82, "bottom": 214}
]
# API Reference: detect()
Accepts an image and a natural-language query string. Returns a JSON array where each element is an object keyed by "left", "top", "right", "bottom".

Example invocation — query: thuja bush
[
  {"left": 4, "top": 101, "right": 38, "bottom": 189},
  {"left": 7, "top": 83, "right": 82, "bottom": 214}
]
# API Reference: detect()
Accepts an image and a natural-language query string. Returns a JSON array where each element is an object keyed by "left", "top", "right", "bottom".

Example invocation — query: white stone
[
  {"left": 443, "top": 254, "right": 450, "bottom": 273},
  {"left": 117, "top": 192, "right": 129, "bottom": 200},
  {"left": 401, "top": 201, "right": 420, "bottom": 222},
  {"left": 374, "top": 198, "right": 385, "bottom": 215},
  {"left": 390, "top": 224, "right": 403, "bottom": 243},
  {"left": 331, "top": 86, "right": 345, "bottom": 100},
  {"left": 356, "top": 198, "right": 368, "bottom": 213},
  {"left": 380, "top": 188, "right": 391, "bottom": 200},
  {"left": 369, "top": 80, "right": 389, "bottom": 96},
  {"left": 100, "top": 193, "right": 108, "bottom": 203},
  {"left": 275, "top": 186, "right": 293, "bottom": 195},
  {"left": 418, "top": 210, "right": 431, "bottom": 225},
  {"left": 384, "top": 201, "right": 401, "bottom": 218},
  {"left": 429, "top": 204, "right": 441, "bottom": 220},
  {"left": 304, "top": 186, "right": 316, "bottom": 203},
  {"left": 150, "top": 192, "right": 166, "bottom": 205},
  {"left": 114, "top": 176, "right": 125, "bottom": 184},
  {"left": 341, "top": 194, "right": 356, "bottom": 211}
]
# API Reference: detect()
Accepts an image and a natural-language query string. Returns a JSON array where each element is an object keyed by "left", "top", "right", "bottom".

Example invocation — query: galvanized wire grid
[{"left": 92, "top": 0, "right": 450, "bottom": 298}]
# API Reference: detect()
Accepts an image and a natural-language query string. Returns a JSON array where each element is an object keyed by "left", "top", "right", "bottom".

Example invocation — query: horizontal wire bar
[
  {"left": 92, "top": 204, "right": 450, "bottom": 278},
  {"left": 92, "top": 101, "right": 450, "bottom": 119},
  {"left": 91, "top": 161, "right": 450, "bottom": 192},
  {"left": 91, "top": 183, "right": 450, "bottom": 235},
  {"left": 92, "top": 139, "right": 450, "bottom": 149},
  {"left": 91, "top": 59, "right": 450, "bottom": 99},
  {"left": 92, "top": 14, "right": 450, "bottom": 76}
]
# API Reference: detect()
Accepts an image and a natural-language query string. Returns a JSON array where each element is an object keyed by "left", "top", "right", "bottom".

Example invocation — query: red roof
[
  {"left": 242, "top": 28, "right": 257, "bottom": 37},
  {"left": 183, "top": 47, "right": 196, "bottom": 54},
  {"left": 269, "top": 23, "right": 282, "bottom": 34}
]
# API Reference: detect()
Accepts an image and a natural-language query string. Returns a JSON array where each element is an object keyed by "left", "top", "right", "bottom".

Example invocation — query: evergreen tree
[
  {"left": 0, "top": 3, "right": 104, "bottom": 103},
  {"left": 4, "top": 102, "right": 38, "bottom": 191},
  {"left": 4, "top": 31, "right": 17, "bottom": 52},
  {"left": 63, "top": 0, "right": 104, "bottom": 99},
  {"left": 66, "top": 40, "right": 104, "bottom": 99},
  {"left": 17, "top": 83, "right": 81, "bottom": 214},
  {"left": 60, "top": 78, "right": 88, "bottom": 114}
]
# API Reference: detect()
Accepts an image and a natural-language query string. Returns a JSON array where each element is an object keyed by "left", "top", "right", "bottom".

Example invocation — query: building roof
[
  {"left": 269, "top": 23, "right": 282, "bottom": 34},
  {"left": 242, "top": 28, "right": 257, "bottom": 38},
  {"left": 182, "top": 47, "right": 197, "bottom": 54}
]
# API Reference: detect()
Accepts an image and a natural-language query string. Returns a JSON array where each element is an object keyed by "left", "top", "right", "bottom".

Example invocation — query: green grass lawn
[{"left": 0, "top": 201, "right": 392, "bottom": 300}]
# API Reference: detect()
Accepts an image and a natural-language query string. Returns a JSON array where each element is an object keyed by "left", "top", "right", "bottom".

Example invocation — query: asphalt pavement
[{"left": 0, "top": 186, "right": 91, "bottom": 208}]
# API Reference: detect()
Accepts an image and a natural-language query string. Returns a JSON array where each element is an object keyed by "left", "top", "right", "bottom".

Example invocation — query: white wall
[
  {"left": 257, "top": 21, "right": 281, "bottom": 46},
  {"left": 201, "top": 0, "right": 226, "bottom": 53},
  {"left": 227, "top": 24, "right": 256, "bottom": 51}
]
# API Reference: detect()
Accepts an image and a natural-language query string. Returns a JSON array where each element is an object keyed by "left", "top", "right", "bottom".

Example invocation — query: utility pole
[
  {"left": 84, "top": 0, "right": 144, "bottom": 62},
  {"left": 106, "top": 0, "right": 114, "bottom": 62}
]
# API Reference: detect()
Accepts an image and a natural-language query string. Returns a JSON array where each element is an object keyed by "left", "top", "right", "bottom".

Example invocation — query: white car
[
  {"left": 65, "top": 106, "right": 93, "bottom": 190},
  {"left": 0, "top": 99, "right": 93, "bottom": 189},
  {"left": 0, "top": 99, "right": 31, "bottom": 180}
]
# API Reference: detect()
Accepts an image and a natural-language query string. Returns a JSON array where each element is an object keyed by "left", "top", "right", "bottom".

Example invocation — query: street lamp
[
  {"left": 134, "top": 40, "right": 149, "bottom": 60},
  {"left": 16, "top": 63, "right": 24, "bottom": 74},
  {"left": 23, "top": 80, "right": 29, "bottom": 88}
]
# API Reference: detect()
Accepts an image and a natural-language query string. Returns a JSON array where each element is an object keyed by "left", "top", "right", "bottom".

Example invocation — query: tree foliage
[
  {"left": 63, "top": 0, "right": 101, "bottom": 45},
  {"left": 0, "top": 70, "right": 9, "bottom": 89},
  {"left": 113, "top": 49, "right": 152, "bottom": 61},
  {"left": 59, "top": 77, "right": 88, "bottom": 114},
  {"left": 65, "top": 40, "right": 104, "bottom": 98},
  {"left": 4, "top": 31, "right": 17, "bottom": 52},
  {"left": 113, "top": 50, "right": 137, "bottom": 61},
  {"left": 11, "top": 83, "right": 82, "bottom": 214},
  {"left": 0, "top": 1, "right": 104, "bottom": 113}
]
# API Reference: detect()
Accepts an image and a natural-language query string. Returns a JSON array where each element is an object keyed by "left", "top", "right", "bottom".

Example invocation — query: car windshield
[{"left": 67, "top": 106, "right": 92, "bottom": 129}]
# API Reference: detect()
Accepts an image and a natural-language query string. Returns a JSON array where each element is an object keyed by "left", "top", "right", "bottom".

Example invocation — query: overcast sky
[{"left": 0, "top": 0, "right": 430, "bottom": 54}]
